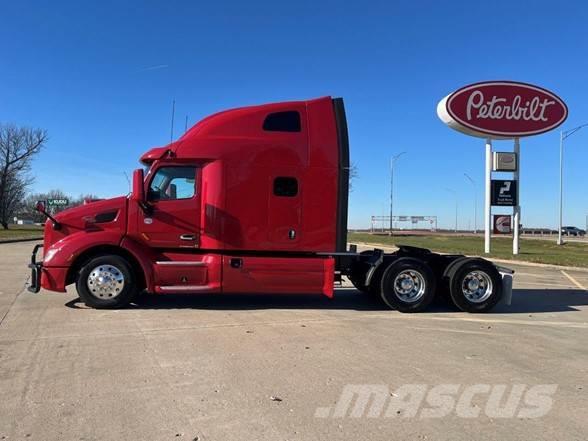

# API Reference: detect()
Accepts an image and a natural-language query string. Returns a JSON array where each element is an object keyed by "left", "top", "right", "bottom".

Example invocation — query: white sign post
[
  {"left": 512, "top": 138, "right": 521, "bottom": 254},
  {"left": 484, "top": 139, "right": 492, "bottom": 253}
]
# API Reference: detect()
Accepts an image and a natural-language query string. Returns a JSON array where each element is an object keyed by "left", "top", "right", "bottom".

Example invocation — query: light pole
[
  {"left": 558, "top": 123, "right": 588, "bottom": 245},
  {"left": 445, "top": 188, "right": 458, "bottom": 233},
  {"left": 390, "top": 152, "right": 406, "bottom": 234},
  {"left": 464, "top": 173, "right": 477, "bottom": 234}
]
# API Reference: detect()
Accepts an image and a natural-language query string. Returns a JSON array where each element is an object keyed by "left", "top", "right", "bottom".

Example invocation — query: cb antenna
[
  {"left": 123, "top": 171, "right": 131, "bottom": 194},
  {"left": 184, "top": 115, "right": 188, "bottom": 133},
  {"left": 170, "top": 99, "right": 175, "bottom": 143}
]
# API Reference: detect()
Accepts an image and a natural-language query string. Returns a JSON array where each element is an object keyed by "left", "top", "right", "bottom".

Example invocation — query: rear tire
[
  {"left": 76, "top": 255, "right": 138, "bottom": 309},
  {"left": 380, "top": 258, "right": 436, "bottom": 313},
  {"left": 449, "top": 260, "right": 502, "bottom": 313}
]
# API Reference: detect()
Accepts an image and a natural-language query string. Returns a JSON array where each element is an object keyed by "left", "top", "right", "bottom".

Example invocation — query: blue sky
[{"left": 1, "top": 0, "right": 587, "bottom": 230}]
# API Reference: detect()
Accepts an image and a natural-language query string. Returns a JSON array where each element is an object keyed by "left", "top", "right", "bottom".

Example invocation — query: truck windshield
[{"left": 148, "top": 166, "right": 196, "bottom": 201}]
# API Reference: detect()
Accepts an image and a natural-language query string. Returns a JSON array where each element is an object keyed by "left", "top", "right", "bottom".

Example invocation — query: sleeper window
[
  {"left": 273, "top": 177, "right": 298, "bottom": 197},
  {"left": 263, "top": 111, "right": 301, "bottom": 132}
]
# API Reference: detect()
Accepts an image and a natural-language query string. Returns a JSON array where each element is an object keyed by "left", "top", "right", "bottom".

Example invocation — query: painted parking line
[
  {"left": 514, "top": 283, "right": 574, "bottom": 289},
  {"left": 362, "top": 313, "right": 588, "bottom": 329},
  {"left": 561, "top": 271, "right": 587, "bottom": 291},
  {"left": 424, "top": 315, "right": 588, "bottom": 329},
  {"left": 514, "top": 270, "right": 567, "bottom": 277}
]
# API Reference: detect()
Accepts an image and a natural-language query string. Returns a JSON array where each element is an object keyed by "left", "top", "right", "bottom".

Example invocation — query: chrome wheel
[
  {"left": 461, "top": 271, "right": 493, "bottom": 303},
  {"left": 393, "top": 270, "right": 426, "bottom": 303},
  {"left": 87, "top": 264, "right": 125, "bottom": 299}
]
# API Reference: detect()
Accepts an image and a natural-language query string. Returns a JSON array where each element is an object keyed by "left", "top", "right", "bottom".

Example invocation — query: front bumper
[{"left": 28, "top": 244, "right": 43, "bottom": 293}]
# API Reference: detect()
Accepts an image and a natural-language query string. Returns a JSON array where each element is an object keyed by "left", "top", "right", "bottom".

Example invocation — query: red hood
[
  {"left": 55, "top": 196, "right": 127, "bottom": 223},
  {"left": 44, "top": 196, "right": 128, "bottom": 252}
]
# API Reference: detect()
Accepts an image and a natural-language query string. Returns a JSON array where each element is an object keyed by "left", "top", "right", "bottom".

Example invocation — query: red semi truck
[{"left": 28, "top": 96, "right": 513, "bottom": 312}]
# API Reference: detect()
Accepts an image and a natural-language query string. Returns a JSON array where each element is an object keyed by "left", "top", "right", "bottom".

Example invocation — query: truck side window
[
  {"left": 148, "top": 166, "right": 196, "bottom": 201},
  {"left": 263, "top": 111, "right": 301, "bottom": 132},
  {"left": 273, "top": 177, "right": 298, "bottom": 197}
]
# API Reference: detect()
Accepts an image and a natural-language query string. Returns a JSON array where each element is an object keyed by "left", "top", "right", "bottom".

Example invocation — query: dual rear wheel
[
  {"left": 374, "top": 258, "right": 502, "bottom": 313},
  {"left": 449, "top": 260, "right": 503, "bottom": 313}
]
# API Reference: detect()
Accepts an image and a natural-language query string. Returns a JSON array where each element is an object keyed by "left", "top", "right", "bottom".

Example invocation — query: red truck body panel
[{"left": 221, "top": 255, "right": 334, "bottom": 296}]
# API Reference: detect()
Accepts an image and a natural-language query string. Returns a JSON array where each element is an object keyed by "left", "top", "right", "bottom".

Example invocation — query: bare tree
[
  {"left": 0, "top": 171, "right": 28, "bottom": 227},
  {"left": 0, "top": 124, "right": 47, "bottom": 228},
  {"left": 71, "top": 193, "right": 101, "bottom": 207}
]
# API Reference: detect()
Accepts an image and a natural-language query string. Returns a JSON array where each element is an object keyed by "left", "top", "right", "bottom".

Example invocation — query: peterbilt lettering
[
  {"left": 437, "top": 81, "right": 567, "bottom": 138},
  {"left": 466, "top": 92, "right": 555, "bottom": 122}
]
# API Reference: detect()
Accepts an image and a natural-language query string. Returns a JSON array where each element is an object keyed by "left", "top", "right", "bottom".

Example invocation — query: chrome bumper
[{"left": 27, "top": 244, "right": 43, "bottom": 293}]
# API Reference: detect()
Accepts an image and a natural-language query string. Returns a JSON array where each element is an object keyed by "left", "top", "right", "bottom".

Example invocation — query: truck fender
[
  {"left": 364, "top": 249, "right": 384, "bottom": 286},
  {"left": 43, "top": 230, "right": 124, "bottom": 268},
  {"left": 442, "top": 257, "right": 479, "bottom": 280},
  {"left": 119, "top": 237, "right": 156, "bottom": 292}
]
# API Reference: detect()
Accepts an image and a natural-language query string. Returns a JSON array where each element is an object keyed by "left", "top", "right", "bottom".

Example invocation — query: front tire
[
  {"left": 449, "top": 260, "right": 502, "bottom": 313},
  {"left": 76, "top": 255, "right": 138, "bottom": 309},
  {"left": 380, "top": 258, "right": 436, "bottom": 313}
]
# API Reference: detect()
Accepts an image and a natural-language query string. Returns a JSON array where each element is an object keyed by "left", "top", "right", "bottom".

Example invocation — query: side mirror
[
  {"left": 169, "top": 183, "right": 177, "bottom": 199},
  {"left": 34, "top": 200, "right": 61, "bottom": 230},
  {"left": 131, "top": 169, "right": 145, "bottom": 202}
]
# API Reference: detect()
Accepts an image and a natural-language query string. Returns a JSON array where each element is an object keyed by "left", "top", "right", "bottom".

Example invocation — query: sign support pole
[
  {"left": 484, "top": 138, "right": 492, "bottom": 253},
  {"left": 513, "top": 138, "right": 520, "bottom": 254}
]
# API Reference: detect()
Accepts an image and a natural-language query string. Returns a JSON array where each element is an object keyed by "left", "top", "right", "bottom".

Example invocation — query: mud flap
[
  {"left": 497, "top": 266, "right": 514, "bottom": 306},
  {"left": 323, "top": 257, "right": 335, "bottom": 298}
]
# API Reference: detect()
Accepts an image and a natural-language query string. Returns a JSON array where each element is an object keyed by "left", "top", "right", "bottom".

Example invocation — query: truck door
[
  {"left": 139, "top": 165, "right": 200, "bottom": 248},
  {"left": 268, "top": 175, "right": 301, "bottom": 248}
]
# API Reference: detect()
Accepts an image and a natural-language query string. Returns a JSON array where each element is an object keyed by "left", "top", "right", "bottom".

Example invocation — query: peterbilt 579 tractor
[{"left": 29, "top": 97, "right": 513, "bottom": 312}]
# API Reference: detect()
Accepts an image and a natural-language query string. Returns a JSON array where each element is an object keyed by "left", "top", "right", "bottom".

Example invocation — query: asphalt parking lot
[{"left": 1, "top": 241, "right": 587, "bottom": 441}]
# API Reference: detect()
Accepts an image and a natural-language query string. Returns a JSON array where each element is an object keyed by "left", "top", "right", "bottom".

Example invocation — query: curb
[
  {"left": 0, "top": 237, "right": 43, "bottom": 245},
  {"left": 350, "top": 242, "right": 588, "bottom": 273}
]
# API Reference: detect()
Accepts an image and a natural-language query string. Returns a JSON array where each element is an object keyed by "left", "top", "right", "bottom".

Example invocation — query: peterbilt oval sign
[{"left": 437, "top": 81, "right": 568, "bottom": 139}]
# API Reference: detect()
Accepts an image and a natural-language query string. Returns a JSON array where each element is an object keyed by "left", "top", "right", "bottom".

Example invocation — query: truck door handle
[
  {"left": 180, "top": 234, "right": 196, "bottom": 241},
  {"left": 230, "top": 258, "right": 242, "bottom": 269}
]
